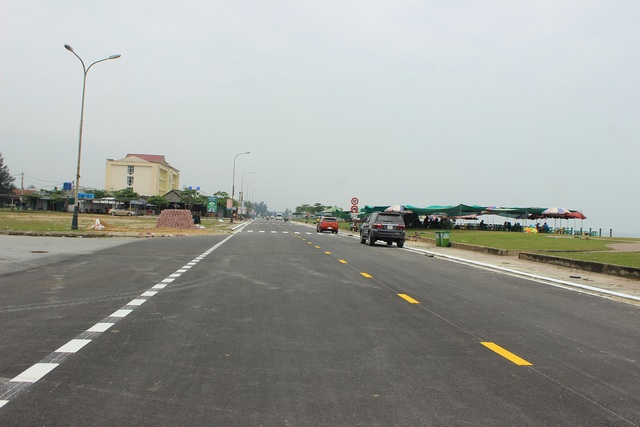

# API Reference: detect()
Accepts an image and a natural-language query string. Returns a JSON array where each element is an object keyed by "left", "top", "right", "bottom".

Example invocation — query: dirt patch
[
  {"left": 81, "top": 216, "right": 232, "bottom": 237},
  {"left": 607, "top": 242, "right": 640, "bottom": 252}
]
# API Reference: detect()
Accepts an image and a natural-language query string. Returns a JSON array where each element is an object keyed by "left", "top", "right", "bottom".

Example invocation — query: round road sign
[
  {"left": 350, "top": 206, "right": 359, "bottom": 213},
  {"left": 351, "top": 197, "right": 359, "bottom": 206}
]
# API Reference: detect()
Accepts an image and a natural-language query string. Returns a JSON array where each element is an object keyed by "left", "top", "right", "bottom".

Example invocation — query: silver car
[{"left": 109, "top": 208, "right": 134, "bottom": 216}]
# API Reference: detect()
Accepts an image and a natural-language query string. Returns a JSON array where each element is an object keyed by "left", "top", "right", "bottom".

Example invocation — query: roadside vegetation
[
  {"left": 3, "top": 211, "right": 639, "bottom": 268},
  {"left": 0, "top": 210, "right": 230, "bottom": 235},
  {"left": 406, "top": 229, "right": 640, "bottom": 268},
  {"left": 331, "top": 221, "right": 639, "bottom": 269}
]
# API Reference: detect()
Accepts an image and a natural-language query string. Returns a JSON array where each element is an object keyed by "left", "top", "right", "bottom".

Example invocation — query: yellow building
[{"left": 105, "top": 154, "right": 180, "bottom": 196}]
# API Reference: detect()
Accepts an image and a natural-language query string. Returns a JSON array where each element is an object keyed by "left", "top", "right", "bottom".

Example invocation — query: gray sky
[{"left": 2, "top": 1, "right": 639, "bottom": 235}]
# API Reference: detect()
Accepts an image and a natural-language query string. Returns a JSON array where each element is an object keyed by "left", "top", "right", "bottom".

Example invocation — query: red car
[{"left": 316, "top": 217, "right": 339, "bottom": 233}]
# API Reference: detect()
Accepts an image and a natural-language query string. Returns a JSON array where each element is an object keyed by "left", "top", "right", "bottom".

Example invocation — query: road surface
[{"left": 1, "top": 220, "right": 639, "bottom": 425}]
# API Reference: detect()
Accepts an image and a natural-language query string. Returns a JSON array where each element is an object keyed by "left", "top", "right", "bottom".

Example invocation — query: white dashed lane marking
[
  {"left": 12, "top": 364, "right": 59, "bottom": 383},
  {"left": 0, "top": 231, "right": 241, "bottom": 410},
  {"left": 55, "top": 339, "right": 91, "bottom": 353},
  {"left": 87, "top": 323, "right": 114, "bottom": 333}
]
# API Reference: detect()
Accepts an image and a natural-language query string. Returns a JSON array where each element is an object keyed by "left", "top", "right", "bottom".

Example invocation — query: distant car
[
  {"left": 276, "top": 214, "right": 283, "bottom": 221},
  {"left": 317, "top": 216, "right": 339, "bottom": 233},
  {"left": 109, "top": 208, "right": 134, "bottom": 216},
  {"left": 360, "top": 212, "right": 405, "bottom": 247}
]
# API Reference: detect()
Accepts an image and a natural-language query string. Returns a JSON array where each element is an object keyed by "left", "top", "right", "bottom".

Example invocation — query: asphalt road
[{"left": 1, "top": 221, "right": 639, "bottom": 426}]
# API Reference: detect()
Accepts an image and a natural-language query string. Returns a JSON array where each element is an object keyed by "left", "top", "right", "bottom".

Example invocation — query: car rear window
[
  {"left": 324, "top": 217, "right": 337, "bottom": 222},
  {"left": 377, "top": 213, "right": 403, "bottom": 223}
]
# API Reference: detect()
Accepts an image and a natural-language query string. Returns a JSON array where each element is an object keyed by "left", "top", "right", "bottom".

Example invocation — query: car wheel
[
  {"left": 368, "top": 233, "right": 375, "bottom": 246},
  {"left": 360, "top": 232, "right": 366, "bottom": 244},
  {"left": 397, "top": 239, "right": 405, "bottom": 248},
  {"left": 387, "top": 241, "right": 392, "bottom": 246}
]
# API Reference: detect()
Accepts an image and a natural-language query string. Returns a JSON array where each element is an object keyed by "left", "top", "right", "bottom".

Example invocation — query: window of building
[
  {"left": 128, "top": 165, "right": 134, "bottom": 175},
  {"left": 127, "top": 176, "right": 134, "bottom": 187}
]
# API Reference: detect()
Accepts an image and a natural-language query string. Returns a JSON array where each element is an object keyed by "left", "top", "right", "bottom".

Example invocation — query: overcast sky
[{"left": 1, "top": 1, "right": 639, "bottom": 235}]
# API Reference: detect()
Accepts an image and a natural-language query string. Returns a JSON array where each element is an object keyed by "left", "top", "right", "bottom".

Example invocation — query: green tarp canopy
[{"left": 361, "top": 204, "right": 580, "bottom": 219}]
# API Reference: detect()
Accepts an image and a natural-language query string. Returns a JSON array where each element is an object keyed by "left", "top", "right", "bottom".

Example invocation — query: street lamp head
[
  {"left": 244, "top": 151, "right": 251, "bottom": 155},
  {"left": 109, "top": 54, "right": 122, "bottom": 59},
  {"left": 64, "top": 44, "right": 74, "bottom": 52}
]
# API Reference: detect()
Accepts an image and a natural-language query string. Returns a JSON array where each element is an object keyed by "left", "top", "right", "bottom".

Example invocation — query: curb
[{"left": 402, "top": 245, "right": 640, "bottom": 303}]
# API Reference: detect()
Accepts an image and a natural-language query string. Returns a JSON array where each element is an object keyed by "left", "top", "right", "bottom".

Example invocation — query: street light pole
[
  {"left": 246, "top": 183, "right": 256, "bottom": 218},
  {"left": 240, "top": 171, "right": 253, "bottom": 217},
  {"left": 65, "top": 44, "right": 121, "bottom": 230},
  {"left": 230, "top": 151, "right": 250, "bottom": 223}
]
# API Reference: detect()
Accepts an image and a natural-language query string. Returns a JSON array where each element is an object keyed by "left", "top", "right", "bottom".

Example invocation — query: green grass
[
  {"left": 0, "top": 211, "right": 84, "bottom": 232},
  {"left": 407, "top": 229, "right": 640, "bottom": 268},
  {"left": 410, "top": 229, "right": 632, "bottom": 251},
  {"left": 5, "top": 213, "right": 639, "bottom": 268},
  {"left": 0, "top": 210, "right": 229, "bottom": 232},
  {"left": 548, "top": 252, "right": 640, "bottom": 269}
]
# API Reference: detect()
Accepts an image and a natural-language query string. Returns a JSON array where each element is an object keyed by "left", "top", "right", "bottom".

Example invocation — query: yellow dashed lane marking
[
  {"left": 325, "top": 251, "right": 331, "bottom": 255},
  {"left": 339, "top": 260, "right": 347, "bottom": 264},
  {"left": 315, "top": 245, "right": 321, "bottom": 249},
  {"left": 360, "top": 272, "right": 372, "bottom": 278},
  {"left": 481, "top": 342, "right": 533, "bottom": 366},
  {"left": 398, "top": 293, "right": 420, "bottom": 304}
]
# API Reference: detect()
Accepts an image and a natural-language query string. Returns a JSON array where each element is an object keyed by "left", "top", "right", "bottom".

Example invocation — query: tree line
[{"left": 1, "top": 153, "right": 270, "bottom": 215}]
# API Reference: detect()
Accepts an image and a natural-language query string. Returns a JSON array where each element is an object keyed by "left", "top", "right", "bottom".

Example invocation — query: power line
[{"left": 23, "top": 174, "right": 66, "bottom": 185}]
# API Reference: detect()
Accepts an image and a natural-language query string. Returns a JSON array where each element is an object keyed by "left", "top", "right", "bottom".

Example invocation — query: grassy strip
[
  {"left": 404, "top": 229, "right": 640, "bottom": 269},
  {"left": 5, "top": 213, "right": 639, "bottom": 268},
  {"left": 0, "top": 211, "right": 229, "bottom": 233},
  {"left": 409, "top": 229, "right": 633, "bottom": 251},
  {"left": 547, "top": 252, "right": 640, "bottom": 269}
]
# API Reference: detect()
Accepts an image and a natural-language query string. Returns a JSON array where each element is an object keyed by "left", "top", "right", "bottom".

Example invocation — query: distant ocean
[{"left": 618, "top": 231, "right": 640, "bottom": 238}]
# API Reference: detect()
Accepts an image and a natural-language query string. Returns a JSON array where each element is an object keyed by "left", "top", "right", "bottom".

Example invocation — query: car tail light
[
  {"left": 372, "top": 223, "right": 383, "bottom": 229},
  {"left": 397, "top": 224, "right": 405, "bottom": 230}
]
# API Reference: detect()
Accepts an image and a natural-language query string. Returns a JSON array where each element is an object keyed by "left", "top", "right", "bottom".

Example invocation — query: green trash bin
[{"left": 435, "top": 231, "right": 451, "bottom": 247}]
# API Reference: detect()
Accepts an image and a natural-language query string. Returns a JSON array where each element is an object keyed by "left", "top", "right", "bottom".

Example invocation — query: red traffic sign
[
  {"left": 351, "top": 197, "right": 359, "bottom": 205},
  {"left": 350, "top": 206, "right": 359, "bottom": 213}
]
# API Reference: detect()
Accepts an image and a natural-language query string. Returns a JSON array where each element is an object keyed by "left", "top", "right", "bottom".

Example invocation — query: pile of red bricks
[{"left": 156, "top": 209, "right": 196, "bottom": 229}]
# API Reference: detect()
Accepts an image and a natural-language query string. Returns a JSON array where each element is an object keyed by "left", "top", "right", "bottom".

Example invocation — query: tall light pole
[
  {"left": 230, "top": 151, "right": 250, "bottom": 223},
  {"left": 246, "top": 183, "right": 256, "bottom": 217},
  {"left": 64, "top": 44, "right": 121, "bottom": 230},
  {"left": 239, "top": 171, "right": 253, "bottom": 217}
]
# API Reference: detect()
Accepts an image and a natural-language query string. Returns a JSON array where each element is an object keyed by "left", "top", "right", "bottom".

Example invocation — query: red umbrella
[{"left": 566, "top": 211, "right": 586, "bottom": 219}]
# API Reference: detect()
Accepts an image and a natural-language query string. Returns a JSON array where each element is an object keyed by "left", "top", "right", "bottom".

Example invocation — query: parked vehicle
[
  {"left": 317, "top": 216, "right": 339, "bottom": 233},
  {"left": 109, "top": 208, "right": 134, "bottom": 216},
  {"left": 360, "top": 212, "right": 405, "bottom": 247}
]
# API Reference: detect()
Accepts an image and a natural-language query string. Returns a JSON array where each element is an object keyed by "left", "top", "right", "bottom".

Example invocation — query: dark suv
[{"left": 360, "top": 212, "right": 406, "bottom": 247}]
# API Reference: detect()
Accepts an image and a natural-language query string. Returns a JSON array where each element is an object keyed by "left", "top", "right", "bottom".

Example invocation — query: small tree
[
  {"left": 114, "top": 188, "right": 139, "bottom": 209},
  {"left": 0, "top": 153, "right": 16, "bottom": 195},
  {"left": 42, "top": 187, "right": 66, "bottom": 211},
  {"left": 180, "top": 189, "right": 208, "bottom": 212},
  {"left": 147, "top": 195, "right": 169, "bottom": 214},
  {"left": 87, "top": 188, "right": 113, "bottom": 199},
  {"left": 214, "top": 191, "right": 230, "bottom": 215},
  {"left": 295, "top": 204, "right": 312, "bottom": 215}
]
